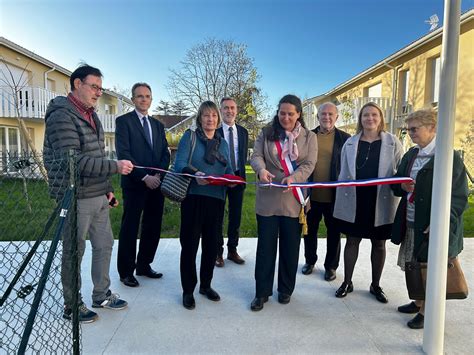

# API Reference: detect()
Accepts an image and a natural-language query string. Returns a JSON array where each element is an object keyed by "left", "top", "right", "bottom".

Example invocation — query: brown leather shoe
[
  {"left": 215, "top": 255, "right": 224, "bottom": 267},
  {"left": 227, "top": 250, "right": 245, "bottom": 265}
]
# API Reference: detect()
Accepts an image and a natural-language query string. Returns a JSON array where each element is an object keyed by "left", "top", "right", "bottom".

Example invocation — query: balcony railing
[
  {"left": 0, "top": 86, "right": 122, "bottom": 133},
  {"left": 98, "top": 114, "right": 116, "bottom": 133},
  {"left": 0, "top": 86, "right": 60, "bottom": 119},
  {"left": 336, "top": 97, "right": 392, "bottom": 128}
]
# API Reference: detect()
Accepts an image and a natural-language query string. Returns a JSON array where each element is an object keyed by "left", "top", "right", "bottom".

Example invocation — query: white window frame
[
  {"left": 1, "top": 126, "right": 21, "bottom": 152},
  {"left": 400, "top": 70, "right": 412, "bottom": 113},
  {"left": 366, "top": 82, "right": 382, "bottom": 98},
  {"left": 431, "top": 57, "right": 441, "bottom": 104},
  {"left": 0, "top": 126, "right": 22, "bottom": 173}
]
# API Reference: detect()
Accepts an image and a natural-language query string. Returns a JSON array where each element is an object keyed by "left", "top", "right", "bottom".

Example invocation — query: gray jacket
[
  {"left": 333, "top": 131, "right": 403, "bottom": 226},
  {"left": 43, "top": 96, "right": 118, "bottom": 200}
]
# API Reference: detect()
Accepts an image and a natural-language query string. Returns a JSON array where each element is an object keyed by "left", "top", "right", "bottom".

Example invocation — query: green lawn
[
  {"left": 109, "top": 167, "right": 258, "bottom": 238},
  {"left": 1, "top": 171, "right": 473, "bottom": 241}
]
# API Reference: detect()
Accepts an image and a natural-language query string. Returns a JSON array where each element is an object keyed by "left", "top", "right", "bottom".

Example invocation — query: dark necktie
[
  {"left": 142, "top": 116, "right": 153, "bottom": 147},
  {"left": 228, "top": 126, "right": 237, "bottom": 172}
]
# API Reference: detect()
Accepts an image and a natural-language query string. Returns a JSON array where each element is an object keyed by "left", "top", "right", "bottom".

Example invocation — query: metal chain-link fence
[
  {"left": 460, "top": 150, "right": 474, "bottom": 187},
  {"left": 0, "top": 150, "right": 81, "bottom": 354}
]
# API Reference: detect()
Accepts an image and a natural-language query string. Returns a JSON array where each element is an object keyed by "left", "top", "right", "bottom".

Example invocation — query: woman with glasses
[
  {"left": 391, "top": 109, "right": 468, "bottom": 329},
  {"left": 333, "top": 102, "right": 403, "bottom": 303}
]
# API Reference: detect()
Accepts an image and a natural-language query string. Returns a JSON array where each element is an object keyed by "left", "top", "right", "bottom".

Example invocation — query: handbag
[
  {"left": 405, "top": 240, "right": 469, "bottom": 300},
  {"left": 160, "top": 130, "right": 196, "bottom": 202}
]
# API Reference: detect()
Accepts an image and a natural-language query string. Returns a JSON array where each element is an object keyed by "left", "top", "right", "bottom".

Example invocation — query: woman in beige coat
[{"left": 250, "top": 94, "right": 317, "bottom": 311}]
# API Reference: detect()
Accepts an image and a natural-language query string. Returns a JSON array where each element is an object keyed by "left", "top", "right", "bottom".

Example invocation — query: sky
[{"left": 1, "top": 0, "right": 473, "bottom": 115}]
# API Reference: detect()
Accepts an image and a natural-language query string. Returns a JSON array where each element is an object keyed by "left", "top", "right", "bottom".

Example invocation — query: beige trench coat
[{"left": 250, "top": 127, "right": 317, "bottom": 218}]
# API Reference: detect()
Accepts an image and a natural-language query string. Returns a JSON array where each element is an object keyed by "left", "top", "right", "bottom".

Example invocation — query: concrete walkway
[{"left": 81, "top": 239, "right": 473, "bottom": 354}]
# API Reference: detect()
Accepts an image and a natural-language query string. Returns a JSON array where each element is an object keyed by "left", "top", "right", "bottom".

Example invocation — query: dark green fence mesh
[{"left": 0, "top": 150, "right": 80, "bottom": 354}]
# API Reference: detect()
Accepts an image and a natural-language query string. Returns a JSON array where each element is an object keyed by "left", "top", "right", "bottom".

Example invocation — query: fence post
[{"left": 69, "top": 149, "right": 80, "bottom": 355}]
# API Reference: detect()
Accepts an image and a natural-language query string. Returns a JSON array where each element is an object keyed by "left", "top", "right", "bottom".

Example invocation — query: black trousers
[
  {"left": 180, "top": 194, "right": 224, "bottom": 294},
  {"left": 255, "top": 215, "right": 301, "bottom": 298},
  {"left": 303, "top": 201, "right": 341, "bottom": 270},
  {"left": 117, "top": 187, "right": 164, "bottom": 278},
  {"left": 217, "top": 184, "right": 245, "bottom": 254}
]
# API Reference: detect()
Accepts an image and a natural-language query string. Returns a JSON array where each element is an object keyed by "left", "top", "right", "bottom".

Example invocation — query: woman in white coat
[{"left": 333, "top": 102, "right": 403, "bottom": 303}]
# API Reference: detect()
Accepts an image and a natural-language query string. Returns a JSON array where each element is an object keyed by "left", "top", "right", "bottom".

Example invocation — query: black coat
[
  {"left": 115, "top": 111, "right": 170, "bottom": 190},
  {"left": 391, "top": 147, "right": 469, "bottom": 261}
]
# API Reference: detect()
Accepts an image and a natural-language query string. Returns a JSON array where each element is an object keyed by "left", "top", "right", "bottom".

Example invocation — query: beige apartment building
[
  {"left": 303, "top": 9, "right": 473, "bottom": 157},
  {"left": 0, "top": 36, "right": 133, "bottom": 172}
]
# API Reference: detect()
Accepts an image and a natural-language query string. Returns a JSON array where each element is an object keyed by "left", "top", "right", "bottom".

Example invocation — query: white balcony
[
  {"left": 0, "top": 86, "right": 120, "bottom": 133},
  {"left": 97, "top": 113, "right": 116, "bottom": 133},
  {"left": 0, "top": 86, "right": 59, "bottom": 119},
  {"left": 336, "top": 97, "right": 392, "bottom": 128}
]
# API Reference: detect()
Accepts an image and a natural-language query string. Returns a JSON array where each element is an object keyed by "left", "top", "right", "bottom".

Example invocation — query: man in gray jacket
[{"left": 43, "top": 64, "right": 134, "bottom": 323}]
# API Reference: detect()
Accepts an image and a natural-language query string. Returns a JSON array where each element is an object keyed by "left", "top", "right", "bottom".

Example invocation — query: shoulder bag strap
[{"left": 187, "top": 130, "right": 197, "bottom": 168}]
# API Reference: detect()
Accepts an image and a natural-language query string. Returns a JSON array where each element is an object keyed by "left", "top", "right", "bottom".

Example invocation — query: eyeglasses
[
  {"left": 134, "top": 94, "right": 152, "bottom": 100},
  {"left": 404, "top": 125, "right": 426, "bottom": 134},
  {"left": 82, "top": 82, "right": 103, "bottom": 93}
]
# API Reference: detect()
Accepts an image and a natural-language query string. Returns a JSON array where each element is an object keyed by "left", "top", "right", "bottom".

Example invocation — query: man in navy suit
[
  {"left": 115, "top": 83, "right": 170, "bottom": 287},
  {"left": 216, "top": 97, "right": 249, "bottom": 267}
]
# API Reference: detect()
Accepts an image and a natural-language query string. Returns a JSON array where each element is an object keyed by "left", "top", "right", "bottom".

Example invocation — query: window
[
  {"left": 104, "top": 104, "right": 116, "bottom": 115},
  {"left": 0, "top": 126, "right": 30, "bottom": 154},
  {"left": 365, "top": 83, "right": 382, "bottom": 98},
  {"left": 0, "top": 126, "right": 21, "bottom": 173},
  {"left": 47, "top": 78, "right": 56, "bottom": 92},
  {"left": 399, "top": 70, "right": 411, "bottom": 113},
  {"left": 104, "top": 136, "right": 116, "bottom": 158},
  {"left": 429, "top": 56, "right": 441, "bottom": 104}
]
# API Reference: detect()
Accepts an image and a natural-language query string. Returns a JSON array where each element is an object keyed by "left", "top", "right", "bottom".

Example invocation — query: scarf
[
  {"left": 195, "top": 127, "right": 228, "bottom": 166},
  {"left": 280, "top": 122, "right": 302, "bottom": 161},
  {"left": 67, "top": 93, "right": 96, "bottom": 131}
]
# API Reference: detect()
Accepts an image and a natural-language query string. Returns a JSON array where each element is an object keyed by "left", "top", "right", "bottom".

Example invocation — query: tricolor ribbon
[
  {"left": 274, "top": 139, "right": 309, "bottom": 234},
  {"left": 133, "top": 165, "right": 413, "bottom": 188}
]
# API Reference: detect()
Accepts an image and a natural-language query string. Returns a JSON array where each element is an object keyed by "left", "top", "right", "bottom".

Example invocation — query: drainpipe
[
  {"left": 383, "top": 61, "right": 403, "bottom": 133},
  {"left": 44, "top": 67, "right": 56, "bottom": 89}
]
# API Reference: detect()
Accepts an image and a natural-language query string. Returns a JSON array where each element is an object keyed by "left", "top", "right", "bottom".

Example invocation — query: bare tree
[
  {"left": 154, "top": 100, "right": 172, "bottom": 115},
  {"left": 0, "top": 57, "right": 48, "bottom": 180},
  {"left": 170, "top": 100, "right": 189, "bottom": 116},
  {"left": 338, "top": 93, "right": 358, "bottom": 135},
  {"left": 111, "top": 84, "right": 130, "bottom": 98},
  {"left": 167, "top": 38, "right": 267, "bottom": 132}
]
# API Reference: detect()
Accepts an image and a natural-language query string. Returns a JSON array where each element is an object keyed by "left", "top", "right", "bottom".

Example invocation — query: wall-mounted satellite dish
[{"left": 425, "top": 14, "right": 439, "bottom": 31}]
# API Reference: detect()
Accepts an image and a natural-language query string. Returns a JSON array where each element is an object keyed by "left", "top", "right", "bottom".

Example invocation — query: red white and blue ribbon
[
  {"left": 259, "top": 176, "right": 413, "bottom": 188},
  {"left": 133, "top": 165, "right": 413, "bottom": 188},
  {"left": 274, "top": 139, "right": 308, "bottom": 206}
]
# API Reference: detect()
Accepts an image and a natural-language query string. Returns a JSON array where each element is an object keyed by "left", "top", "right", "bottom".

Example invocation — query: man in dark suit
[
  {"left": 115, "top": 83, "right": 170, "bottom": 287},
  {"left": 302, "top": 102, "right": 350, "bottom": 281},
  {"left": 215, "top": 97, "right": 249, "bottom": 267}
]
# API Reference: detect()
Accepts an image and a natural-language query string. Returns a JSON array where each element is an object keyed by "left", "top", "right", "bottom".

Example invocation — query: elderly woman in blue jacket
[
  {"left": 174, "top": 101, "right": 233, "bottom": 310},
  {"left": 333, "top": 102, "right": 403, "bottom": 303},
  {"left": 391, "top": 109, "right": 469, "bottom": 329}
]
